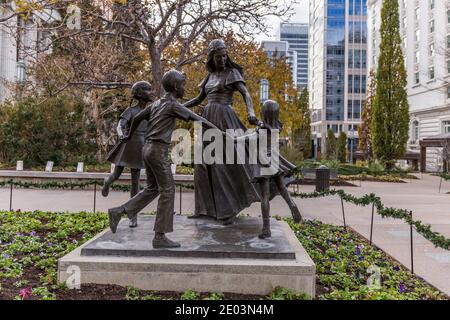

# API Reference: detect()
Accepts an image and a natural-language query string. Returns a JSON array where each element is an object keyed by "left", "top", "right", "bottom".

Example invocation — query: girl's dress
[{"left": 107, "top": 105, "right": 147, "bottom": 169}]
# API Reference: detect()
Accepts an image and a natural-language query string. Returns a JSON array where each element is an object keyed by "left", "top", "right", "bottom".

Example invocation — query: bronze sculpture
[
  {"left": 108, "top": 70, "right": 220, "bottom": 249},
  {"left": 102, "top": 81, "right": 151, "bottom": 228},
  {"left": 183, "top": 39, "right": 285, "bottom": 225},
  {"left": 249, "top": 100, "right": 302, "bottom": 238}
]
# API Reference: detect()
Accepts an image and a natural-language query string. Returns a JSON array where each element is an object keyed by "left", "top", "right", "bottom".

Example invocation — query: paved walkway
[{"left": 1, "top": 174, "right": 449, "bottom": 295}]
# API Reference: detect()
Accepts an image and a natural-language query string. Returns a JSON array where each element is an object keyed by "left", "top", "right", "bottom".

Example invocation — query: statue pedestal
[{"left": 58, "top": 216, "right": 316, "bottom": 296}]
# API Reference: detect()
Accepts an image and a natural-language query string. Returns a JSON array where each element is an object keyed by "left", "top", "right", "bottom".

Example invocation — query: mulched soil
[{"left": 52, "top": 284, "right": 265, "bottom": 300}]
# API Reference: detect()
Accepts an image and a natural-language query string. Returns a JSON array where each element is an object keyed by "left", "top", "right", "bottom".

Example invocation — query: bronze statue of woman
[{"left": 183, "top": 39, "right": 266, "bottom": 225}]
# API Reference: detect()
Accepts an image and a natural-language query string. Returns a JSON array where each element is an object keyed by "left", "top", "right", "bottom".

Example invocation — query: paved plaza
[{"left": 1, "top": 174, "right": 449, "bottom": 295}]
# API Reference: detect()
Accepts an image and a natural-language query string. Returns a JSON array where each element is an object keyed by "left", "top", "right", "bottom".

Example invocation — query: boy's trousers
[{"left": 122, "top": 141, "right": 175, "bottom": 233}]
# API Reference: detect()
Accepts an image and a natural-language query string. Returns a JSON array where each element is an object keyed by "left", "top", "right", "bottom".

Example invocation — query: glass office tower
[
  {"left": 309, "top": 0, "right": 367, "bottom": 159},
  {"left": 279, "top": 23, "right": 309, "bottom": 89}
]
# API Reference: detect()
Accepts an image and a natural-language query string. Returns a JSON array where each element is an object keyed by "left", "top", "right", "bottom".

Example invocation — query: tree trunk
[
  {"left": 148, "top": 43, "right": 164, "bottom": 97},
  {"left": 86, "top": 89, "right": 104, "bottom": 162}
]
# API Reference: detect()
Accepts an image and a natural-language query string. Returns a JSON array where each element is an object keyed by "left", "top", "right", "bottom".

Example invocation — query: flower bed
[
  {"left": 0, "top": 211, "right": 447, "bottom": 300},
  {"left": 286, "top": 219, "right": 447, "bottom": 300}
]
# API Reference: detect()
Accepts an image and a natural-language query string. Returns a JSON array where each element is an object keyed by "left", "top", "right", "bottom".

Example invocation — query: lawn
[{"left": 0, "top": 210, "right": 447, "bottom": 300}]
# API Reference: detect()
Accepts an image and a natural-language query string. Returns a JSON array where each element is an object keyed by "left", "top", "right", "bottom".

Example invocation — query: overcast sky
[{"left": 254, "top": 0, "right": 309, "bottom": 42}]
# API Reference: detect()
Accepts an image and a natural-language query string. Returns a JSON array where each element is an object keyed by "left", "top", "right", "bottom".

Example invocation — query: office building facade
[
  {"left": 368, "top": 0, "right": 450, "bottom": 172},
  {"left": 261, "top": 40, "right": 298, "bottom": 86},
  {"left": 309, "top": 0, "right": 368, "bottom": 159},
  {"left": 279, "top": 23, "right": 309, "bottom": 89}
]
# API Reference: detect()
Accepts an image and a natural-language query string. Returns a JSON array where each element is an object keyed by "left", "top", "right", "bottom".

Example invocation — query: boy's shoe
[
  {"left": 108, "top": 206, "right": 125, "bottom": 233},
  {"left": 129, "top": 215, "right": 138, "bottom": 228},
  {"left": 152, "top": 234, "right": 181, "bottom": 249},
  {"left": 102, "top": 178, "right": 111, "bottom": 197},
  {"left": 290, "top": 206, "right": 303, "bottom": 223}
]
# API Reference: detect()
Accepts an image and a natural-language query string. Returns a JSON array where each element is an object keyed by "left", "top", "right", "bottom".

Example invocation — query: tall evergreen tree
[
  {"left": 371, "top": 0, "right": 409, "bottom": 168},
  {"left": 325, "top": 129, "right": 337, "bottom": 160},
  {"left": 337, "top": 132, "right": 348, "bottom": 163},
  {"left": 293, "top": 88, "right": 312, "bottom": 159},
  {"left": 358, "top": 70, "right": 377, "bottom": 160}
]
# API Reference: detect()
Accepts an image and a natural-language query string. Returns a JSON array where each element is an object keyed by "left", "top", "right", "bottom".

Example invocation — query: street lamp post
[
  {"left": 260, "top": 79, "right": 269, "bottom": 104},
  {"left": 15, "top": 60, "right": 26, "bottom": 99},
  {"left": 349, "top": 126, "right": 355, "bottom": 164}
]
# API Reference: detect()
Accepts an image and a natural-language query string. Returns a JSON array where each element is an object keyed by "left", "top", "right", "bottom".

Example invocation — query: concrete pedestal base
[{"left": 58, "top": 216, "right": 316, "bottom": 296}]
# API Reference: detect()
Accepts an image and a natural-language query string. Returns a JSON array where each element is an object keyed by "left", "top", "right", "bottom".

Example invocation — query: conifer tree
[
  {"left": 325, "top": 129, "right": 337, "bottom": 160},
  {"left": 371, "top": 0, "right": 409, "bottom": 168},
  {"left": 293, "top": 88, "right": 312, "bottom": 159},
  {"left": 337, "top": 132, "right": 348, "bottom": 163},
  {"left": 358, "top": 70, "right": 376, "bottom": 160}
]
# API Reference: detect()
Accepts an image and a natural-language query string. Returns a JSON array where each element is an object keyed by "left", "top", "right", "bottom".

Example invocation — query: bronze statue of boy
[{"left": 108, "top": 70, "right": 220, "bottom": 249}]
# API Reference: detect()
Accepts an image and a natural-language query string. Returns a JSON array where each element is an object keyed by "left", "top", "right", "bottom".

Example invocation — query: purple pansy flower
[
  {"left": 399, "top": 283, "right": 406, "bottom": 293},
  {"left": 393, "top": 265, "right": 400, "bottom": 272},
  {"left": 2, "top": 253, "right": 10, "bottom": 259},
  {"left": 29, "top": 231, "right": 37, "bottom": 237}
]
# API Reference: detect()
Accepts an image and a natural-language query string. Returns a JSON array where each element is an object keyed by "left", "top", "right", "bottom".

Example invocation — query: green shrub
[
  {"left": 368, "top": 160, "right": 386, "bottom": 176},
  {"left": 338, "top": 164, "right": 369, "bottom": 176},
  {"left": 320, "top": 159, "right": 340, "bottom": 170},
  {"left": 280, "top": 146, "right": 304, "bottom": 167},
  {"left": 0, "top": 95, "right": 97, "bottom": 166}
]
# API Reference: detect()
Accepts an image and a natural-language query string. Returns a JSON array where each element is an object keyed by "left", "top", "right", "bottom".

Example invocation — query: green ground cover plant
[{"left": 0, "top": 211, "right": 447, "bottom": 300}]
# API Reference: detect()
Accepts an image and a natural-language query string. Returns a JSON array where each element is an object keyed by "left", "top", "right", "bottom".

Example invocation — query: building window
[
  {"left": 430, "top": 0, "right": 435, "bottom": 10},
  {"left": 448, "top": 86, "right": 450, "bottom": 99},
  {"left": 443, "top": 121, "right": 450, "bottom": 134},
  {"left": 415, "top": 72, "right": 420, "bottom": 84},
  {"left": 447, "top": 35, "right": 450, "bottom": 49},
  {"left": 429, "top": 66, "right": 435, "bottom": 79},
  {"left": 429, "top": 20, "right": 435, "bottom": 33},
  {"left": 429, "top": 43, "right": 435, "bottom": 56},
  {"left": 415, "top": 8, "right": 420, "bottom": 21},
  {"left": 415, "top": 51, "right": 420, "bottom": 63},
  {"left": 447, "top": 60, "right": 450, "bottom": 74},
  {"left": 411, "top": 120, "right": 419, "bottom": 144},
  {"left": 448, "top": 9, "right": 450, "bottom": 23},
  {"left": 415, "top": 29, "right": 420, "bottom": 42}
]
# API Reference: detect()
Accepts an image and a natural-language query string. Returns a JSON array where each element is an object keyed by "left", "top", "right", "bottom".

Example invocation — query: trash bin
[{"left": 316, "top": 165, "right": 330, "bottom": 192}]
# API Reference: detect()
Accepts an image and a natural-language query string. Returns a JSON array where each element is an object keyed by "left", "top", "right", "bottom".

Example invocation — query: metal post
[
  {"left": 439, "top": 176, "right": 443, "bottom": 193},
  {"left": 350, "top": 136, "right": 354, "bottom": 164},
  {"left": 93, "top": 181, "right": 97, "bottom": 213},
  {"left": 340, "top": 196, "right": 347, "bottom": 230},
  {"left": 9, "top": 181, "right": 13, "bottom": 211},
  {"left": 179, "top": 185, "right": 183, "bottom": 215},
  {"left": 410, "top": 211, "right": 414, "bottom": 274},
  {"left": 370, "top": 203, "right": 375, "bottom": 245}
]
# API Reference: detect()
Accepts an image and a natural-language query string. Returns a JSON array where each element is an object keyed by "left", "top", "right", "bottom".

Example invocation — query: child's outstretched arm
[
  {"left": 122, "top": 106, "right": 151, "bottom": 142},
  {"left": 187, "top": 112, "right": 220, "bottom": 131}
]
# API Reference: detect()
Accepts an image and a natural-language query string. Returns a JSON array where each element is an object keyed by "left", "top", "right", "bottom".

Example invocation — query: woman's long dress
[{"left": 194, "top": 68, "right": 281, "bottom": 220}]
